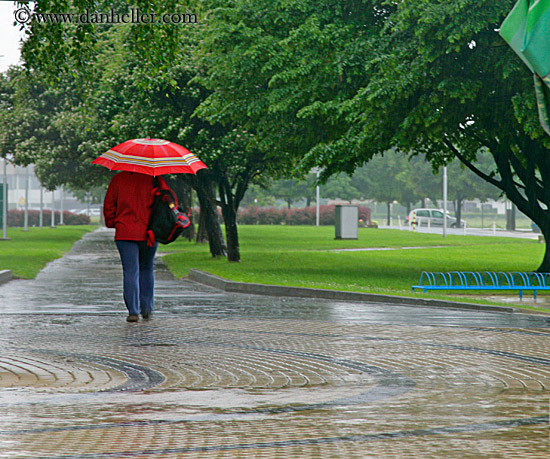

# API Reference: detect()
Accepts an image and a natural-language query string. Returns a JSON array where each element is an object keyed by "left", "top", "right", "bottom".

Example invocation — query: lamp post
[
  {"left": 59, "top": 186, "right": 64, "bottom": 225},
  {"left": 2, "top": 157, "right": 7, "bottom": 240},
  {"left": 311, "top": 167, "right": 321, "bottom": 227},
  {"left": 23, "top": 166, "right": 29, "bottom": 231},
  {"left": 50, "top": 190, "right": 56, "bottom": 228},
  {"left": 39, "top": 186, "right": 43, "bottom": 227},
  {"left": 443, "top": 165, "right": 448, "bottom": 238},
  {"left": 316, "top": 182, "right": 320, "bottom": 227}
]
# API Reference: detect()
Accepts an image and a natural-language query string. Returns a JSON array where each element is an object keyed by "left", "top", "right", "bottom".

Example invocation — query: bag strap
[{"left": 152, "top": 176, "right": 179, "bottom": 208}]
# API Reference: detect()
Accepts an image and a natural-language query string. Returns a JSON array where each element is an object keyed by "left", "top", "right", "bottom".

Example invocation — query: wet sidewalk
[{"left": 0, "top": 228, "right": 549, "bottom": 458}]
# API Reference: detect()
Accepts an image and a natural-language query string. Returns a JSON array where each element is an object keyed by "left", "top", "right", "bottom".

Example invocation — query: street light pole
[
  {"left": 51, "top": 190, "right": 56, "bottom": 228},
  {"left": 443, "top": 166, "right": 448, "bottom": 238},
  {"left": 311, "top": 167, "right": 321, "bottom": 227},
  {"left": 59, "top": 186, "right": 64, "bottom": 225},
  {"left": 39, "top": 186, "right": 43, "bottom": 227},
  {"left": 2, "top": 158, "right": 7, "bottom": 239},
  {"left": 316, "top": 177, "right": 320, "bottom": 227},
  {"left": 23, "top": 166, "right": 29, "bottom": 231}
]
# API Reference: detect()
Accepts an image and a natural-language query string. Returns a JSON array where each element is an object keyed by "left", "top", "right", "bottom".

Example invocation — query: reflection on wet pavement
[{"left": 0, "top": 228, "right": 548, "bottom": 458}]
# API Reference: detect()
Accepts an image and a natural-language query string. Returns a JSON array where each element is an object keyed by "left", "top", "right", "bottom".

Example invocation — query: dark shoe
[
  {"left": 126, "top": 314, "right": 139, "bottom": 323},
  {"left": 141, "top": 310, "right": 152, "bottom": 320}
]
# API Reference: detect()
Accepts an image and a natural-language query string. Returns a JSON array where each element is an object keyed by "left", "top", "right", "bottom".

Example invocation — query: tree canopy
[{"left": 193, "top": 0, "right": 550, "bottom": 270}]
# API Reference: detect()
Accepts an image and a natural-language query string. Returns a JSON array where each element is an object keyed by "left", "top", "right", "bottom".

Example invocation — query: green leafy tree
[
  {"left": 252, "top": 0, "right": 550, "bottom": 270},
  {"left": 193, "top": 0, "right": 385, "bottom": 257},
  {"left": 2, "top": 9, "right": 230, "bottom": 257},
  {"left": 16, "top": 0, "right": 315, "bottom": 262},
  {"left": 321, "top": 174, "right": 360, "bottom": 203},
  {"left": 0, "top": 66, "right": 101, "bottom": 190},
  {"left": 194, "top": 0, "right": 376, "bottom": 181},
  {"left": 194, "top": 0, "right": 550, "bottom": 269},
  {"left": 358, "top": 1, "right": 550, "bottom": 270},
  {"left": 239, "top": 183, "right": 276, "bottom": 208},
  {"left": 347, "top": 151, "right": 435, "bottom": 222},
  {"left": 351, "top": 151, "right": 415, "bottom": 224},
  {"left": 396, "top": 155, "right": 442, "bottom": 211},
  {"left": 269, "top": 178, "right": 315, "bottom": 209}
]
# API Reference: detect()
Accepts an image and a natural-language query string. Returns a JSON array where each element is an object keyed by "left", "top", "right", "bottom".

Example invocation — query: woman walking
[{"left": 103, "top": 171, "right": 157, "bottom": 322}]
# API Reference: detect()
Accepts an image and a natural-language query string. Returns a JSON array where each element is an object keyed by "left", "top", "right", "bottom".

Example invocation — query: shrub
[
  {"left": 238, "top": 205, "right": 371, "bottom": 225},
  {"left": 7, "top": 210, "right": 91, "bottom": 227}
]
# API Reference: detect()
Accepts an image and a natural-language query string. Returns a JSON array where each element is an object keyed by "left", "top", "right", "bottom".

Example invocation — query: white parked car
[
  {"left": 77, "top": 208, "right": 102, "bottom": 216},
  {"left": 405, "top": 208, "right": 465, "bottom": 228}
]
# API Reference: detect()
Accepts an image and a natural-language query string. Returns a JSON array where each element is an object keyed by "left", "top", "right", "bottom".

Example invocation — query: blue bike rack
[{"left": 412, "top": 271, "right": 550, "bottom": 299}]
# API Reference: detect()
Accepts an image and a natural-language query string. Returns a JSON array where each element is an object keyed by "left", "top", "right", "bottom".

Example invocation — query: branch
[
  {"left": 504, "top": 132, "right": 544, "bottom": 191},
  {"left": 442, "top": 137, "right": 503, "bottom": 189},
  {"left": 518, "top": 134, "right": 549, "bottom": 195},
  {"left": 500, "top": 132, "right": 550, "bottom": 210},
  {"left": 456, "top": 127, "right": 528, "bottom": 191},
  {"left": 484, "top": 138, "right": 538, "bottom": 217}
]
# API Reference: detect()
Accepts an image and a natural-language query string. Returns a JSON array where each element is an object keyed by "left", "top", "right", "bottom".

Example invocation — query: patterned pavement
[{"left": 0, "top": 228, "right": 549, "bottom": 458}]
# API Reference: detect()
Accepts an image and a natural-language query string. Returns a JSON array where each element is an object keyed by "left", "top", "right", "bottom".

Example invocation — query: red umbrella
[{"left": 92, "top": 138, "right": 207, "bottom": 176}]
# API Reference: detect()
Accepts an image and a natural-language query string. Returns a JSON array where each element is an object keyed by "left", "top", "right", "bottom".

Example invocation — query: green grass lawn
[
  {"left": 160, "top": 225, "right": 550, "bottom": 312},
  {"left": 0, "top": 226, "right": 96, "bottom": 279}
]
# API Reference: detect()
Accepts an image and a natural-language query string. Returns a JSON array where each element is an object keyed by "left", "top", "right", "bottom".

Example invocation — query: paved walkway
[{"left": 0, "top": 228, "right": 549, "bottom": 458}]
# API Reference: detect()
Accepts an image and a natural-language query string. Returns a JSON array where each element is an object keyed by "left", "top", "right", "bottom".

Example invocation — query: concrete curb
[
  {"left": 0, "top": 270, "right": 13, "bottom": 285},
  {"left": 187, "top": 269, "right": 518, "bottom": 314}
]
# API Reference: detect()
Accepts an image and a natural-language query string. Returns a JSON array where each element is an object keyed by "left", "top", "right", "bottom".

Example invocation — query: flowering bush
[
  {"left": 238, "top": 205, "right": 371, "bottom": 225},
  {"left": 7, "top": 210, "right": 91, "bottom": 227}
]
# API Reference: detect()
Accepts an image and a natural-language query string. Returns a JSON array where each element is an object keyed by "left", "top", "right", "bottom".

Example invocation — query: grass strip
[
  {"left": 160, "top": 226, "right": 550, "bottom": 313},
  {"left": 0, "top": 225, "right": 96, "bottom": 279}
]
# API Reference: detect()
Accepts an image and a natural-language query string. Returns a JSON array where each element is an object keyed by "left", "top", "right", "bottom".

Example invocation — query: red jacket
[{"left": 103, "top": 172, "right": 156, "bottom": 241}]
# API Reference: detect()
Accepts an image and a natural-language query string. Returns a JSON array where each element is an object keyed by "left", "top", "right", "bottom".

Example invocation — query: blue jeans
[{"left": 115, "top": 240, "right": 158, "bottom": 316}]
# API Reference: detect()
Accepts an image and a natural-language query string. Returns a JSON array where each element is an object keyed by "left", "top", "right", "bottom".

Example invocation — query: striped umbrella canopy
[{"left": 92, "top": 138, "right": 208, "bottom": 176}]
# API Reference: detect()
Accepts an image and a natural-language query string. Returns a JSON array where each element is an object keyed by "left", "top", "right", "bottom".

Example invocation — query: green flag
[{"left": 500, "top": 0, "right": 550, "bottom": 135}]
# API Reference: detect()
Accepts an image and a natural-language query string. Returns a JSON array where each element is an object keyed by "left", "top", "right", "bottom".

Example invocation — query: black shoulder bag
[{"left": 147, "top": 177, "right": 190, "bottom": 246}]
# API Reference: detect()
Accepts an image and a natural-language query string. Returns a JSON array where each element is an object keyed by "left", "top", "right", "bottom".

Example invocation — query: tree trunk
[
  {"left": 210, "top": 163, "right": 254, "bottom": 263},
  {"left": 206, "top": 204, "right": 227, "bottom": 257},
  {"left": 190, "top": 173, "right": 227, "bottom": 257},
  {"left": 534, "top": 212, "right": 550, "bottom": 271},
  {"left": 455, "top": 198, "right": 463, "bottom": 229},
  {"left": 506, "top": 204, "right": 516, "bottom": 231},
  {"left": 221, "top": 204, "right": 240, "bottom": 262},
  {"left": 538, "top": 246, "right": 550, "bottom": 272},
  {"left": 195, "top": 206, "right": 208, "bottom": 243},
  {"left": 442, "top": 137, "right": 550, "bottom": 272},
  {"left": 170, "top": 176, "right": 195, "bottom": 241},
  {"left": 386, "top": 201, "right": 391, "bottom": 225},
  {"left": 217, "top": 174, "right": 241, "bottom": 262},
  {"left": 197, "top": 187, "right": 227, "bottom": 257}
]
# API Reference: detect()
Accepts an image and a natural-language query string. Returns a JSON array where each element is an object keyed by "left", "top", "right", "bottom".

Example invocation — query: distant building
[{"left": 1, "top": 161, "right": 83, "bottom": 211}]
